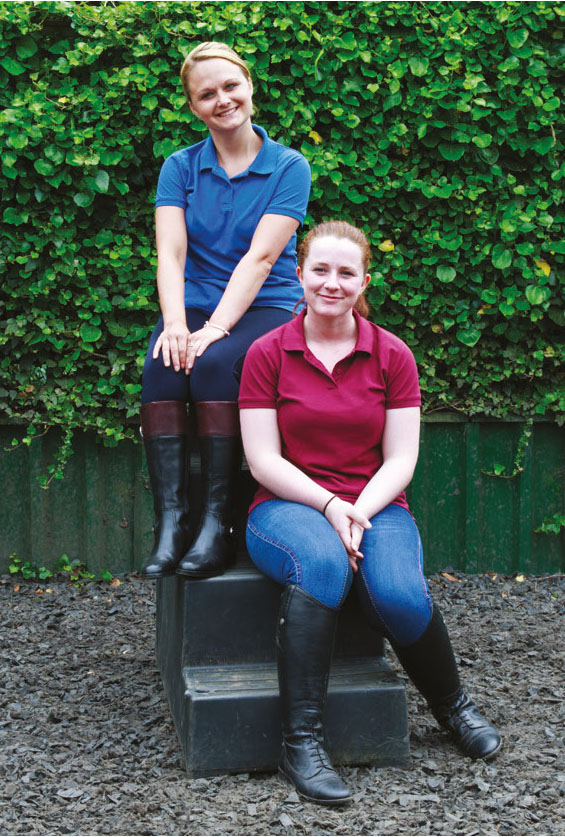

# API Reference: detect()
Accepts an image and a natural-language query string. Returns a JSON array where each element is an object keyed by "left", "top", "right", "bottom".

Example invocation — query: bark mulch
[{"left": 1, "top": 572, "right": 563, "bottom": 837}]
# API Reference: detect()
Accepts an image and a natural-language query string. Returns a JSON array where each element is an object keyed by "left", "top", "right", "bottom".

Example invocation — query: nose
[
  {"left": 217, "top": 90, "right": 230, "bottom": 106},
  {"left": 323, "top": 270, "right": 339, "bottom": 289}
]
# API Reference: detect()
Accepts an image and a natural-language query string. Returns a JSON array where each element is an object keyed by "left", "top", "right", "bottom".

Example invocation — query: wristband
[
  {"left": 204, "top": 320, "right": 230, "bottom": 337},
  {"left": 322, "top": 495, "right": 338, "bottom": 517}
]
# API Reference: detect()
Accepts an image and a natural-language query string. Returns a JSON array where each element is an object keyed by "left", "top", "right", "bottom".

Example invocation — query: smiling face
[
  {"left": 297, "top": 235, "right": 370, "bottom": 322},
  {"left": 187, "top": 58, "right": 253, "bottom": 133}
]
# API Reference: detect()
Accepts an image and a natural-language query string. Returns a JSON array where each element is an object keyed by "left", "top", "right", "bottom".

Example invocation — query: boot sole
[
  {"left": 176, "top": 567, "right": 227, "bottom": 579},
  {"left": 278, "top": 767, "right": 352, "bottom": 806},
  {"left": 140, "top": 568, "right": 178, "bottom": 580}
]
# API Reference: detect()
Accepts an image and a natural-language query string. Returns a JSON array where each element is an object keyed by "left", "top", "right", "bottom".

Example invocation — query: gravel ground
[{"left": 1, "top": 571, "right": 563, "bottom": 837}]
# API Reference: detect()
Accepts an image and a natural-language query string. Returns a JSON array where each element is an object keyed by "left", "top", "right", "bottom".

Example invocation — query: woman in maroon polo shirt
[{"left": 239, "top": 221, "right": 501, "bottom": 805}]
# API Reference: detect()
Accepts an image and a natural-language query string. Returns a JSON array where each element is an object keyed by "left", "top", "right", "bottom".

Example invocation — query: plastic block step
[
  {"left": 156, "top": 572, "right": 384, "bottom": 668},
  {"left": 164, "top": 658, "right": 410, "bottom": 777}
]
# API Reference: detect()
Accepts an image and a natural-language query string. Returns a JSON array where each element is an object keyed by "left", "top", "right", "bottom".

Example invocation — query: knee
[{"left": 190, "top": 345, "right": 240, "bottom": 402}]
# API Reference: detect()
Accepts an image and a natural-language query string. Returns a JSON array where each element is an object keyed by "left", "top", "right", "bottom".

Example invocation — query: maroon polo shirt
[{"left": 239, "top": 309, "right": 421, "bottom": 514}]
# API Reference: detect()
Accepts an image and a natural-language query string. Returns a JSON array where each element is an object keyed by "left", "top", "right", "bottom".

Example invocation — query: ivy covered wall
[{"left": 1, "top": 1, "right": 563, "bottom": 469}]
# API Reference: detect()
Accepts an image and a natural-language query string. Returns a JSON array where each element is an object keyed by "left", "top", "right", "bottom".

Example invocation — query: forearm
[
  {"left": 156, "top": 255, "right": 187, "bottom": 326},
  {"left": 354, "top": 457, "right": 417, "bottom": 519},
  {"left": 209, "top": 251, "right": 272, "bottom": 331},
  {"left": 247, "top": 452, "right": 333, "bottom": 513}
]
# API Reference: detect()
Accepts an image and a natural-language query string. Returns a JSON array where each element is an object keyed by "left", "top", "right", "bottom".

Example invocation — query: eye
[
  {"left": 200, "top": 92, "right": 213, "bottom": 100},
  {"left": 225, "top": 82, "right": 238, "bottom": 90}
]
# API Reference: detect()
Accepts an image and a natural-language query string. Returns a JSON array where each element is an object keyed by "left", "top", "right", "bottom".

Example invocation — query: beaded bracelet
[
  {"left": 204, "top": 320, "right": 230, "bottom": 337},
  {"left": 322, "top": 495, "right": 338, "bottom": 517}
]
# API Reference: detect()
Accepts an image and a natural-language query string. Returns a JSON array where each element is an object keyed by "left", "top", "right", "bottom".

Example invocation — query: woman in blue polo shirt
[{"left": 140, "top": 42, "right": 311, "bottom": 579}]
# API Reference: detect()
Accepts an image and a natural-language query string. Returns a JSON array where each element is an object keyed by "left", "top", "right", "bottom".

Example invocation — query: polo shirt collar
[
  {"left": 282, "top": 309, "right": 374, "bottom": 354},
  {"left": 199, "top": 123, "right": 276, "bottom": 175}
]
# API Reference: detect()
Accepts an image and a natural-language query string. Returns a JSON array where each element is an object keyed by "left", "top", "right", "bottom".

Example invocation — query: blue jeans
[{"left": 246, "top": 501, "right": 433, "bottom": 646}]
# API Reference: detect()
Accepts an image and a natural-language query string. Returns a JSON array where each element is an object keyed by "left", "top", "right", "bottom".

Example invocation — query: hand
[
  {"left": 324, "top": 498, "right": 371, "bottom": 573},
  {"left": 153, "top": 320, "right": 191, "bottom": 372},
  {"left": 183, "top": 323, "right": 226, "bottom": 374}
]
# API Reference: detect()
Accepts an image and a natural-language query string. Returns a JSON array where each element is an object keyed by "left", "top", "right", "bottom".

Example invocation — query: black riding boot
[
  {"left": 277, "top": 585, "right": 351, "bottom": 806},
  {"left": 140, "top": 401, "right": 191, "bottom": 579},
  {"left": 392, "top": 607, "right": 502, "bottom": 760},
  {"left": 177, "top": 402, "right": 240, "bottom": 578}
]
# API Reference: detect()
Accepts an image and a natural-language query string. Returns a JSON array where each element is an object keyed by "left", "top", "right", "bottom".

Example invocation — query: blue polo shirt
[{"left": 155, "top": 124, "right": 311, "bottom": 314}]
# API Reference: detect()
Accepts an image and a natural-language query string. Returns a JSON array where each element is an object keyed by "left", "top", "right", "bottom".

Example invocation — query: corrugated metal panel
[{"left": 1, "top": 418, "right": 563, "bottom": 576}]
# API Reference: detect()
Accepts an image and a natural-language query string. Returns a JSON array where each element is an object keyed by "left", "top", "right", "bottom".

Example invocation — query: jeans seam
[
  {"left": 416, "top": 533, "right": 433, "bottom": 621},
  {"left": 246, "top": 520, "right": 302, "bottom": 585},
  {"left": 358, "top": 565, "right": 397, "bottom": 642}
]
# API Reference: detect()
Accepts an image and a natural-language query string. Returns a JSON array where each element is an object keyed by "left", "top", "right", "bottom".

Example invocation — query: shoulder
[
  {"left": 371, "top": 323, "right": 415, "bottom": 357},
  {"left": 160, "top": 138, "right": 207, "bottom": 173},
  {"left": 264, "top": 133, "right": 310, "bottom": 176}
]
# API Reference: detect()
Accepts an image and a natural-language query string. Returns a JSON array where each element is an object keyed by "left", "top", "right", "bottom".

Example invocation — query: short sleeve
[
  {"left": 155, "top": 153, "right": 187, "bottom": 209},
  {"left": 384, "top": 339, "right": 421, "bottom": 409},
  {"left": 264, "top": 154, "right": 311, "bottom": 224},
  {"left": 239, "top": 338, "right": 281, "bottom": 409}
]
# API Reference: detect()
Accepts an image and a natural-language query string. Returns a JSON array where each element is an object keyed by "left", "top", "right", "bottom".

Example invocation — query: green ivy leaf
[
  {"left": 525, "top": 285, "right": 550, "bottom": 305},
  {"left": 491, "top": 245, "right": 512, "bottom": 270},
  {"left": 456, "top": 328, "right": 481, "bottom": 347},
  {"left": 507, "top": 28, "right": 529, "bottom": 49},
  {"left": 80, "top": 324, "right": 102, "bottom": 343},
  {"left": 439, "top": 144, "right": 465, "bottom": 161},
  {"left": 0, "top": 57, "right": 26, "bottom": 75},
  {"left": 409, "top": 56, "right": 429, "bottom": 77},
  {"left": 73, "top": 192, "right": 94, "bottom": 208},
  {"left": 436, "top": 265, "right": 456, "bottom": 283},
  {"left": 94, "top": 170, "right": 110, "bottom": 193}
]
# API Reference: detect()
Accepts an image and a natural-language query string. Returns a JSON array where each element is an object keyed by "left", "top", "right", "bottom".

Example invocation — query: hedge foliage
[{"left": 1, "top": 1, "right": 563, "bottom": 470}]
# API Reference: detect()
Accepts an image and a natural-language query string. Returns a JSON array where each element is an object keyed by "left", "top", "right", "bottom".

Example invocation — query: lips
[{"left": 217, "top": 106, "right": 238, "bottom": 117}]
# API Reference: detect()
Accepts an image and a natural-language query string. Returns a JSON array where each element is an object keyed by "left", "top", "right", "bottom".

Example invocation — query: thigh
[
  {"left": 189, "top": 308, "right": 291, "bottom": 402},
  {"left": 356, "top": 504, "right": 432, "bottom": 645},
  {"left": 246, "top": 500, "right": 353, "bottom": 610}
]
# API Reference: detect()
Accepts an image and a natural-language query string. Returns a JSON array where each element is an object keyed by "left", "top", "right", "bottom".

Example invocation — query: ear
[
  {"left": 362, "top": 273, "right": 371, "bottom": 291},
  {"left": 296, "top": 266, "right": 303, "bottom": 287}
]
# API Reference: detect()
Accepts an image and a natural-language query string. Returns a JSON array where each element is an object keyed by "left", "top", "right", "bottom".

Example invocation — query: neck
[
  {"left": 210, "top": 120, "right": 260, "bottom": 165},
  {"left": 303, "top": 310, "right": 358, "bottom": 344}
]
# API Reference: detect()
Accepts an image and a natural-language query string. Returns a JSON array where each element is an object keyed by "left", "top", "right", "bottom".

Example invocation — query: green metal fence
[{"left": 1, "top": 415, "right": 563, "bottom": 576}]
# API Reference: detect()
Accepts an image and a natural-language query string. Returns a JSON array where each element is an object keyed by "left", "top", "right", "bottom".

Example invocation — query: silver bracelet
[{"left": 204, "top": 320, "right": 230, "bottom": 337}]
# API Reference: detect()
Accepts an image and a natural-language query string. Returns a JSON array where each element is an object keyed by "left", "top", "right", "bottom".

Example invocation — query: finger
[
  {"left": 185, "top": 342, "right": 197, "bottom": 372},
  {"left": 153, "top": 335, "right": 163, "bottom": 360},
  {"left": 178, "top": 334, "right": 188, "bottom": 369},
  {"left": 161, "top": 337, "right": 171, "bottom": 368},
  {"left": 169, "top": 339, "right": 180, "bottom": 372},
  {"left": 351, "top": 509, "right": 371, "bottom": 529},
  {"left": 349, "top": 554, "right": 359, "bottom": 574}
]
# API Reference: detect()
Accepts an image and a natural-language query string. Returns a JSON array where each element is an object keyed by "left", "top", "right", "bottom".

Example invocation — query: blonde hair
[
  {"left": 180, "top": 42, "right": 251, "bottom": 102},
  {"left": 298, "top": 221, "right": 371, "bottom": 317}
]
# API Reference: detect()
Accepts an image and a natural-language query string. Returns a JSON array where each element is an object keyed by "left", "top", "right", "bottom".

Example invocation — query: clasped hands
[
  {"left": 324, "top": 497, "right": 371, "bottom": 574},
  {"left": 153, "top": 321, "right": 225, "bottom": 374}
]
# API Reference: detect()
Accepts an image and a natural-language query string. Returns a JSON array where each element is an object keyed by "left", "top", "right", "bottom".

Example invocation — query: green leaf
[
  {"left": 95, "top": 170, "right": 110, "bottom": 193},
  {"left": 525, "top": 285, "right": 550, "bottom": 305},
  {"left": 439, "top": 144, "right": 465, "bottom": 161},
  {"left": 436, "top": 265, "right": 456, "bottom": 283},
  {"left": 472, "top": 134, "right": 492, "bottom": 148},
  {"left": 491, "top": 245, "right": 512, "bottom": 270},
  {"left": 507, "top": 28, "right": 529, "bottom": 49},
  {"left": 532, "top": 136, "right": 555, "bottom": 155},
  {"left": 34, "top": 160, "right": 55, "bottom": 176},
  {"left": 456, "top": 328, "right": 481, "bottom": 347},
  {"left": 408, "top": 57, "right": 429, "bottom": 77},
  {"left": 74, "top": 192, "right": 95, "bottom": 208},
  {"left": 80, "top": 324, "right": 102, "bottom": 343},
  {"left": 0, "top": 57, "right": 26, "bottom": 75}
]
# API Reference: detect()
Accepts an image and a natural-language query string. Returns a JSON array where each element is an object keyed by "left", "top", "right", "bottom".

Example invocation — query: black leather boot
[
  {"left": 392, "top": 607, "right": 502, "bottom": 760},
  {"left": 140, "top": 401, "right": 191, "bottom": 578},
  {"left": 277, "top": 585, "right": 351, "bottom": 806},
  {"left": 177, "top": 402, "right": 240, "bottom": 578}
]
